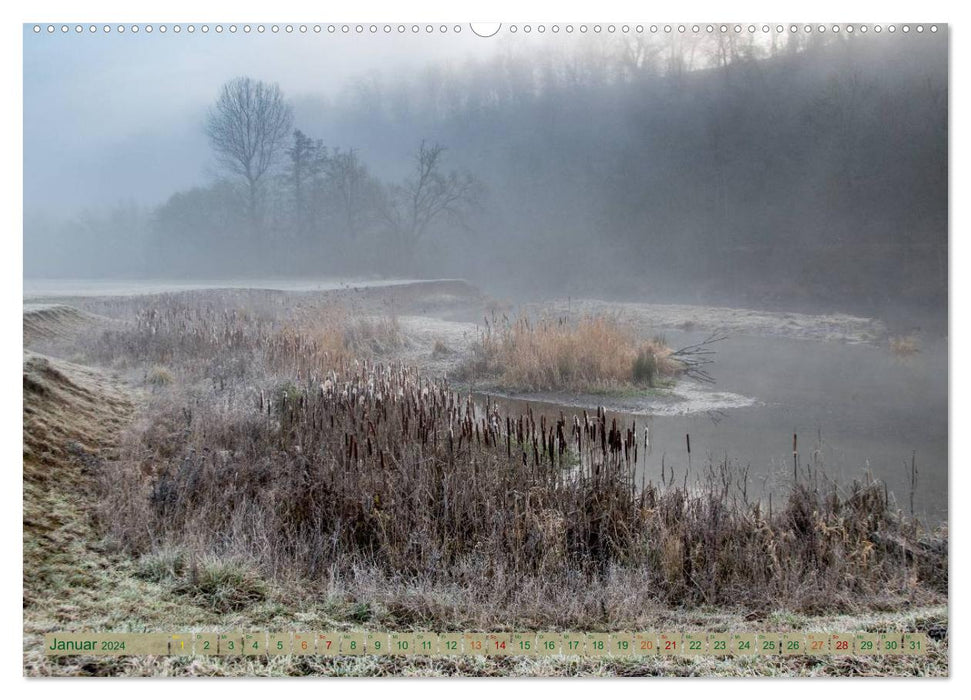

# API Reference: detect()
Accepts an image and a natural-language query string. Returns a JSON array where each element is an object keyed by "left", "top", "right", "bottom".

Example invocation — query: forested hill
[{"left": 315, "top": 31, "right": 945, "bottom": 313}]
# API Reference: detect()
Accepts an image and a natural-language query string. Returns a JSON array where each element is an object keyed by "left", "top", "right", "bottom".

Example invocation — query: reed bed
[
  {"left": 100, "top": 359, "right": 945, "bottom": 609},
  {"left": 84, "top": 295, "right": 402, "bottom": 385},
  {"left": 463, "top": 314, "right": 682, "bottom": 392}
]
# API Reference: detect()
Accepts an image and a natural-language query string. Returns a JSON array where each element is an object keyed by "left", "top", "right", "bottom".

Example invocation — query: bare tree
[
  {"left": 205, "top": 77, "right": 294, "bottom": 229},
  {"left": 327, "top": 148, "right": 382, "bottom": 241},
  {"left": 381, "top": 141, "right": 479, "bottom": 266},
  {"left": 286, "top": 129, "right": 325, "bottom": 236},
  {"left": 614, "top": 35, "right": 663, "bottom": 80}
]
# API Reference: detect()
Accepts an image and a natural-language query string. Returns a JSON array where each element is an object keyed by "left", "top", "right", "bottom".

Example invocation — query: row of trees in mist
[
  {"left": 19, "top": 77, "right": 483, "bottom": 279},
  {"left": 26, "top": 30, "right": 947, "bottom": 313},
  {"left": 149, "top": 76, "right": 481, "bottom": 276}
]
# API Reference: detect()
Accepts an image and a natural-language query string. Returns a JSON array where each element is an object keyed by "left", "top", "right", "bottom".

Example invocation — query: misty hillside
[{"left": 24, "top": 31, "right": 946, "bottom": 317}]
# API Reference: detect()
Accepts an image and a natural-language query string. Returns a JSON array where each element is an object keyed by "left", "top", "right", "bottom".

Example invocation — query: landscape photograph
[{"left": 22, "top": 21, "right": 948, "bottom": 677}]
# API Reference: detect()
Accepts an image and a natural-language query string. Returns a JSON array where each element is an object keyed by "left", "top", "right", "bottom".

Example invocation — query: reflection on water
[{"left": 478, "top": 331, "right": 947, "bottom": 522}]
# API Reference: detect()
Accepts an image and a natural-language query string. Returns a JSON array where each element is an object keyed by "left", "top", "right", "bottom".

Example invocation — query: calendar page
[{"left": 19, "top": 6, "right": 949, "bottom": 680}]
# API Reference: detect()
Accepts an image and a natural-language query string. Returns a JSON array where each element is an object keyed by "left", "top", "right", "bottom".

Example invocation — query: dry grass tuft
[
  {"left": 464, "top": 314, "right": 681, "bottom": 392},
  {"left": 146, "top": 365, "right": 174, "bottom": 386},
  {"left": 890, "top": 334, "right": 921, "bottom": 357},
  {"left": 171, "top": 556, "right": 268, "bottom": 613},
  {"left": 432, "top": 339, "right": 453, "bottom": 358},
  {"left": 265, "top": 308, "right": 403, "bottom": 382}
]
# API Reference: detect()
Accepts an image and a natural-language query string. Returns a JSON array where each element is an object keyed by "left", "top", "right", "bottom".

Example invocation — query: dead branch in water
[{"left": 671, "top": 332, "right": 726, "bottom": 384}]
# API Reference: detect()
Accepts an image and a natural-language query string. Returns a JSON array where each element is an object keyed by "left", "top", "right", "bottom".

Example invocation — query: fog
[
  {"left": 24, "top": 27, "right": 498, "bottom": 214},
  {"left": 24, "top": 26, "right": 947, "bottom": 320}
]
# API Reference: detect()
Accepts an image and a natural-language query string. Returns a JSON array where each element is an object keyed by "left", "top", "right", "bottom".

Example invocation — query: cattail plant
[{"left": 101, "top": 359, "right": 946, "bottom": 606}]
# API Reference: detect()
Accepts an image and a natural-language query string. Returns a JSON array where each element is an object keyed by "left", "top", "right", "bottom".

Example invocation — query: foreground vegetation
[{"left": 23, "top": 293, "right": 949, "bottom": 676}]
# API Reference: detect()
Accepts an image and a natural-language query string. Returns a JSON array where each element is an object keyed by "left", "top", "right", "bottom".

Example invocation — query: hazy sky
[{"left": 23, "top": 25, "right": 503, "bottom": 216}]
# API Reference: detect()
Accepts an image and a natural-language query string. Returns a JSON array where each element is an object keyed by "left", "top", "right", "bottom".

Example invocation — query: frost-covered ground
[
  {"left": 23, "top": 277, "right": 467, "bottom": 299},
  {"left": 528, "top": 299, "right": 887, "bottom": 345}
]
